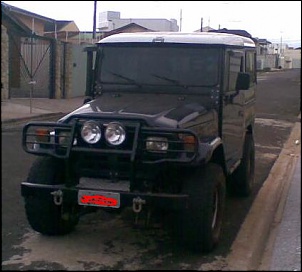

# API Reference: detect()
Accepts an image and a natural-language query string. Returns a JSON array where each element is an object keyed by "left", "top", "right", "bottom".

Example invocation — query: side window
[
  {"left": 245, "top": 51, "right": 256, "bottom": 85},
  {"left": 228, "top": 52, "right": 242, "bottom": 92}
]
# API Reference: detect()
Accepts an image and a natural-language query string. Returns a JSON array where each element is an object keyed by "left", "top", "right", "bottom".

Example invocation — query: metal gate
[{"left": 8, "top": 34, "right": 54, "bottom": 98}]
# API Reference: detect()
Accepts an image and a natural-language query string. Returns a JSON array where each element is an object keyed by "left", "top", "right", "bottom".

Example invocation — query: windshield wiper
[
  {"left": 107, "top": 71, "right": 142, "bottom": 88},
  {"left": 151, "top": 74, "right": 188, "bottom": 89}
]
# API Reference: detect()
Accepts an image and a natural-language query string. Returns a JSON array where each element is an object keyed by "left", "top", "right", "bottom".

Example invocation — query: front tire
[
  {"left": 24, "top": 157, "right": 79, "bottom": 235},
  {"left": 178, "top": 163, "right": 226, "bottom": 252}
]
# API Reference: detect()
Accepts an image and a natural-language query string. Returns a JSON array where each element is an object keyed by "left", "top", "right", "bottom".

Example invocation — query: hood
[{"left": 59, "top": 92, "right": 214, "bottom": 128}]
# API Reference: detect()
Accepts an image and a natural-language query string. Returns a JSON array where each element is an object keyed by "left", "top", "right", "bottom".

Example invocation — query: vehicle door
[{"left": 222, "top": 50, "right": 245, "bottom": 171}]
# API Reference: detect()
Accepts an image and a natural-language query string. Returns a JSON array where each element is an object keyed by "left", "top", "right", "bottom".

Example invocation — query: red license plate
[{"left": 78, "top": 190, "right": 120, "bottom": 208}]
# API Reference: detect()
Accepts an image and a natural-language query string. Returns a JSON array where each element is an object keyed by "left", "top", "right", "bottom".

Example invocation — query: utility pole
[
  {"left": 93, "top": 1, "right": 97, "bottom": 39},
  {"left": 179, "top": 9, "right": 182, "bottom": 32},
  {"left": 280, "top": 34, "right": 283, "bottom": 56},
  {"left": 29, "top": 17, "right": 36, "bottom": 114},
  {"left": 200, "top": 17, "right": 203, "bottom": 32}
]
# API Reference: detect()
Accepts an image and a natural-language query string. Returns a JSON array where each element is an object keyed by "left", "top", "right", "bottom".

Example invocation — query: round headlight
[
  {"left": 81, "top": 121, "right": 101, "bottom": 144},
  {"left": 105, "top": 122, "right": 126, "bottom": 146}
]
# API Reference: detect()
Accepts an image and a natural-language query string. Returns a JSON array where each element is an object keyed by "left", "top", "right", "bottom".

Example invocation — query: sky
[{"left": 3, "top": 1, "right": 301, "bottom": 47}]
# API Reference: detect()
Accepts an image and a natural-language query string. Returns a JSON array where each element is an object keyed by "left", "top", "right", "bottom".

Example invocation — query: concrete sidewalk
[
  {"left": 227, "top": 118, "right": 301, "bottom": 271},
  {"left": 268, "top": 155, "right": 301, "bottom": 271},
  {"left": 1, "top": 96, "right": 85, "bottom": 123}
]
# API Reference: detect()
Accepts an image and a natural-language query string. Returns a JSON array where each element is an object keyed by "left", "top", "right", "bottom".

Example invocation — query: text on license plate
[{"left": 78, "top": 190, "right": 120, "bottom": 208}]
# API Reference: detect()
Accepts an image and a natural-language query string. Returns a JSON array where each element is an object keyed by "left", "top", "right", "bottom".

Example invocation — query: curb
[{"left": 226, "top": 118, "right": 301, "bottom": 270}]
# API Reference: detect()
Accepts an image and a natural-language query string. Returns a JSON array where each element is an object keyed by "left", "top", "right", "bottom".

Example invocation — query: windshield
[{"left": 96, "top": 45, "right": 220, "bottom": 91}]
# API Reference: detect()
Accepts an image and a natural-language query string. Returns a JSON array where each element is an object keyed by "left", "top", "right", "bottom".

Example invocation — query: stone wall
[
  {"left": 256, "top": 54, "right": 278, "bottom": 70},
  {"left": 53, "top": 41, "right": 73, "bottom": 98},
  {"left": 54, "top": 41, "right": 62, "bottom": 98},
  {"left": 1, "top": 25, "right": 9, "bottom": 100},
  {"left": 65, "top": 43, "right": 72, "bottom": 98}
]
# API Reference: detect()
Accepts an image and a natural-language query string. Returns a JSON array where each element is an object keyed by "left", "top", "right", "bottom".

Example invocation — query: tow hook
[
  {"left": 132, "top": 197, "right": 146, "bottom": 225},
  {"left": 132, "top": 196, "right": 146, "bottom": 213},
  {"left": 51, "top": 190, "right": 63, "bottom": 205}
]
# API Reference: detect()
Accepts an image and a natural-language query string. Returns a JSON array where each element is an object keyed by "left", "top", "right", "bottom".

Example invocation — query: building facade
[{"left": 98, "top": 11, "right": 179, "bottom": 32}]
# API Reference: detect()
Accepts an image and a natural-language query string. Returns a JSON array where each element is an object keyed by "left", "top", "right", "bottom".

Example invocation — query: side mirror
[{"left": 236, "top": 72, "right": 250, "bottom": 90}]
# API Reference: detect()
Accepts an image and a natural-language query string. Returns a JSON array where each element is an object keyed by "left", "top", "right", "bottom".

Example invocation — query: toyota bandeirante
[{"left": 21, "top": 32, "right": 256, "bottom": 252}]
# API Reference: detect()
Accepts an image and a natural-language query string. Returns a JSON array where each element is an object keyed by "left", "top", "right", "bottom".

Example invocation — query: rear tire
[
  {"left": 24, "top": 157, "right": 79, "bottom": 235},
  {"left": 229, "top": 134, "right": 255, "bottom": 197},
  {"left": 178, "top": 163, "right": 226, "bottom": 252}
]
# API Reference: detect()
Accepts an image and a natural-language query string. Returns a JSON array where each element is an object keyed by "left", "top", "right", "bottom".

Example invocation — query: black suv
[{"left": 21, "top": 32, "right": 256, "bottom": 252}]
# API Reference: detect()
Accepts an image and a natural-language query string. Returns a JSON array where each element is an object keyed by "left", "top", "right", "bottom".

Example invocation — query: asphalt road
[{"left": 2, "top": 69, "right": 300, "bottom": 270}]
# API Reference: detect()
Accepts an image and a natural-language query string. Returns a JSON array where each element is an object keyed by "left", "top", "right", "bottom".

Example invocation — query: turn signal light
[
  {"left": 179, "top": 134, "right": 196, "bottom": 152},
  {"left": 35, "top": 128, "right": 50, "bottom": 142}
]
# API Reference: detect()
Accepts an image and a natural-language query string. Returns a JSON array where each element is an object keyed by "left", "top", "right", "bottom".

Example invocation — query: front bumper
[{"left": 21, "top": 182, "right": 189, "bottom": 211}]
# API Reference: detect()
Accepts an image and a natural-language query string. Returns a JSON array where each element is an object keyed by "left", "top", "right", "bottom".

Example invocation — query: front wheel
[
  {"left": 178, "top": 163, "right": 226, "bottom": 252},
  {"left": 24, "top": 157, "right": 79, "bottom": 235}
]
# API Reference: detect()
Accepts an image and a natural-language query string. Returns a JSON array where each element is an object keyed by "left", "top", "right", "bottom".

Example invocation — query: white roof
[{"left": 98, "top": 32, "right": 255, "bottom": 47}]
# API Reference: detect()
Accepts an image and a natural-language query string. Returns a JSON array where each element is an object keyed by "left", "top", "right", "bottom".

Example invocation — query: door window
[{"left": 228, "top": 52, "right": 243, "bottom": 92}]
